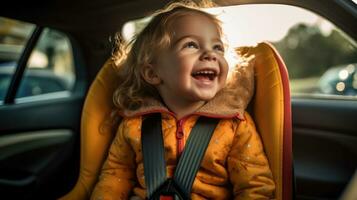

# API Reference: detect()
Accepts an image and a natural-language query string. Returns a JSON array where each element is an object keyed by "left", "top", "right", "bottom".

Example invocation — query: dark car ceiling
[
  {"left": 2, "top": 0, "right": 166, "bottom": 34},
  {"left": 2, "top": 0, "right": 356, "bottom": 38}
]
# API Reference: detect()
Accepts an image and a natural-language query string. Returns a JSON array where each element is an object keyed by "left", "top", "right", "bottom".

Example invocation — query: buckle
[{"left": 159, "top": 195, "right": 174, "bottom": 200}]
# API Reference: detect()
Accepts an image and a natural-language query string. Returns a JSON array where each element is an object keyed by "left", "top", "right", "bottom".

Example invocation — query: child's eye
[
  {"left": 214, "top": 44, "right": 225, "bottom": 52},
  {"left": 184, "top": 41, "right": 199, "bottom": 49}
]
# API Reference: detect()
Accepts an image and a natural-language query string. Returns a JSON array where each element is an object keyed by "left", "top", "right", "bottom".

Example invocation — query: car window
[
  {"left": 17, "top": 28, "right": 75, "bottom": 100},
  {"left": 0, "top": 17, "right": 75, "bottom": 103},
  {"left": 121, "top": 4, "right": 357, "bottom": 99},
  {"left": 0, "top": 17, "right": 35, "bottom": 101}
]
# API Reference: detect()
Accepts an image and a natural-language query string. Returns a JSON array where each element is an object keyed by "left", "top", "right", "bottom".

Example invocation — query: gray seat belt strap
[
  {"left": 173, "top": 117, "right": 219, "bottom": 198},
  {"left": 141, "top": 113, "right": 167, "bottom": 198},
  {"left": 142, "top": 113, "right": 219, "bottom": 199}
]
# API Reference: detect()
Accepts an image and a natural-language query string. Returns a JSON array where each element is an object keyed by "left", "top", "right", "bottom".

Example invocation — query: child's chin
[{"left": 195, "top": 92, "right": 217, "bottom": 101}]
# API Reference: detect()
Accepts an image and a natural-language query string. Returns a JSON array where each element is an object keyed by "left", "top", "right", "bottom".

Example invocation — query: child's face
[{"left": 153, "top": 13, "right": 229, "bottom": 105}]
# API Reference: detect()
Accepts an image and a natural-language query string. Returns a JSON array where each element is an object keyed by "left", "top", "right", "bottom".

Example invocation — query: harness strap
[
  {"left": 173, "top": 117, "right": 219, "bottom": 198},
  {"left": 142, "top": 113, "right": 167, "bottom": 198},
  {"left": 142, "top": 113, "right": 219, "bottom": 199}
]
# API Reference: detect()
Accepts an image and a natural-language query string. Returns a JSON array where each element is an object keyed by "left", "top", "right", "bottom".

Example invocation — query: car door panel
[
  {"left": 293, "top": 99, "right": 357, "bottom": 134},
  {"left": 292, "top": 99, "right": 357, "bottom": 199},
  {"left": 0, "top": 96, "right": 83, "bottom": 199},
  {"left": 0, "top": 130, "right": 73, "bottom": 198},
  {"left": 0, "top": 95, "right": 83, "bottom": 130}
]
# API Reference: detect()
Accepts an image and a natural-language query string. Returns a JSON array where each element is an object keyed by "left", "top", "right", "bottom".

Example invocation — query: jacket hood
[{"left": 118, "top": 51, "right": 255, "bottom": 120}]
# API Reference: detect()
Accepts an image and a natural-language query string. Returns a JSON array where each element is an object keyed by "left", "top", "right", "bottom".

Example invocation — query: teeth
[{"left": 193, "top": 70, "right": 216, "bottom": 75}]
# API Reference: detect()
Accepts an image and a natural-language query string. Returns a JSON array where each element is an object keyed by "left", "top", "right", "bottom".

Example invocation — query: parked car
[
  {"left": 0, "top": 64, "right": 69, "bottom": 101},
  {"left": 0, "top": 0, "right": 356, "bottom": 200},
  {"left": 318, "top": 63, "right": 357, "bottom": 96}
]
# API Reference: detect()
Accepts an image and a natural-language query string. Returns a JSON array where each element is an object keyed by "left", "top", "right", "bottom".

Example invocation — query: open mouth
[{"left": 191, "top": 69, "right": 217, "bottom": 81}]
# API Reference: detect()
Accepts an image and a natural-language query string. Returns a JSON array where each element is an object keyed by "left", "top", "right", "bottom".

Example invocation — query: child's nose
[{"left": 200, "top": 51, "right": 217, "bottom": 62}]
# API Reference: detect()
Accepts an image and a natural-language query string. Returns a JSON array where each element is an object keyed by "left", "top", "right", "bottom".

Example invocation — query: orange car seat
[{"left": 59, "top": 42, "right": 292, "bottom": 200}]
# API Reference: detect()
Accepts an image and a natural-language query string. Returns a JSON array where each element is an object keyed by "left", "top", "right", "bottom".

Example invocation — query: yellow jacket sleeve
[
  {"left": 228, "top": 113, "right": 275, "bottom": 199},
  {"left": 91, "top": 119, "right": 136, "bottom": 200}
]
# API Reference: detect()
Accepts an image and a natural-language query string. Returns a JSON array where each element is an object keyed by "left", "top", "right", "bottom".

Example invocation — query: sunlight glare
[{"left": 205, "top": 5, "right": 329, "bottom": 47}]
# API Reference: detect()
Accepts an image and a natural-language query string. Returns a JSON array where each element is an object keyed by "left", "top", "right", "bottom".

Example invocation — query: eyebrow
[{"left": 172, "top": 34, "right": 223, "bottom": 47}]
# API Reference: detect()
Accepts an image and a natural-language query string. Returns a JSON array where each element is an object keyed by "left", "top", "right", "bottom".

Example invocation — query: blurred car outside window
[
  {"left": 17, "top": 28, "right": 75, "bottom": 101},
  {"left": 121, "top": 4, "right": 357, "bottom": 99},
  {"left": 0, "top": 17, "right": 76, "bottom": 104}
]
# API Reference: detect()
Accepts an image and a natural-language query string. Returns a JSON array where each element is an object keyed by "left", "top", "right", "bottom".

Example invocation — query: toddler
[{"left": 91, "top": 2, "right": 275, "bottom": 199}]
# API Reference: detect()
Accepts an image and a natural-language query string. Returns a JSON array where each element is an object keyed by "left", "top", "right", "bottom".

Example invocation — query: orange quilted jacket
[{"left": 91, "top": 58, "right": 275, "bottom": 199}]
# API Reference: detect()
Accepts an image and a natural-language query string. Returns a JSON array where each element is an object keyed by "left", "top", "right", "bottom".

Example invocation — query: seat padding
[{"left": 238, "top": 42, "right": 292, "bottom": 200}]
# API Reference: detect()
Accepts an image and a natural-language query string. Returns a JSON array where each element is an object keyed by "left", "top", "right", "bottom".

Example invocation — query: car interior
[{"left": 0, "top": 0, "right": 356, "bottom": 200}]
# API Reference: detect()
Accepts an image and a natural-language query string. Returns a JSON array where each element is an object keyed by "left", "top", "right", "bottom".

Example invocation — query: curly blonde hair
[{"left": 112, "top": 1, "right": 222, "bottom": 111}]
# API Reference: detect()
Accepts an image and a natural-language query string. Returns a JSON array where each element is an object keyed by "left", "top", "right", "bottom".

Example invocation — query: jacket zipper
[{"left": 176, "top": 118, "right": 186, "bottom": 158}]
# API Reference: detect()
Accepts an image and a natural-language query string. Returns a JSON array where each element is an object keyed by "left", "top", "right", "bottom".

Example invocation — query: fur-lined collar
[{"left": 119, "top": 53, "right": 255, "bottom": 120}]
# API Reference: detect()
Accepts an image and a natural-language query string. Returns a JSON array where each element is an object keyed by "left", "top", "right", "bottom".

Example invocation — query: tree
[{"left": 273, "top": 23, "right": 357, "bottom": 79}]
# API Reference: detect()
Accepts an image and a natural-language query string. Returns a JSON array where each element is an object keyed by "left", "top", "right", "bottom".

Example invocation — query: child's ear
[{"left": 141, "top": 64, "right": 162, "bottom": 85}]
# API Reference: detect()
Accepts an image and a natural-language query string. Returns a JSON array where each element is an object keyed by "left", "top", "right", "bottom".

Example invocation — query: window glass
[
  {"left": 0, "top": 17, "right": 35, "bottom": 101},
  {"left": 17, "top": 28, "right": 75, "bottom": 99},
  {"left": 121, "top": 4, "right": 357, "bottom": 99}
]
